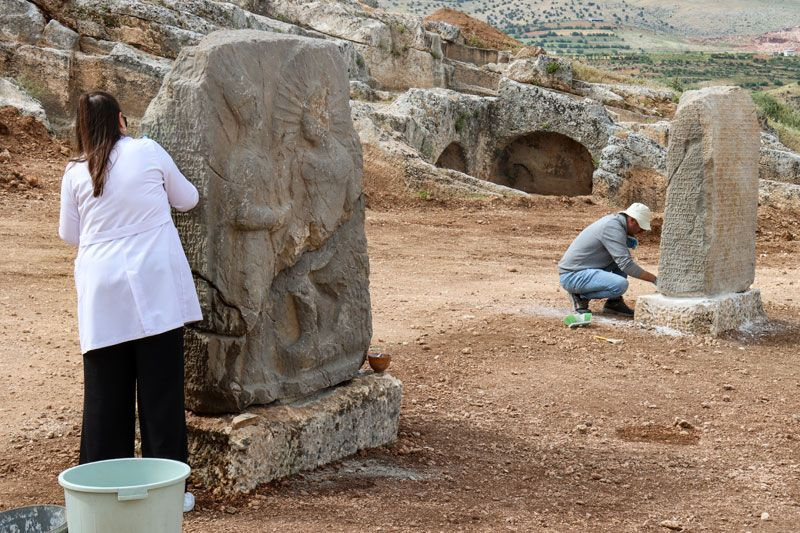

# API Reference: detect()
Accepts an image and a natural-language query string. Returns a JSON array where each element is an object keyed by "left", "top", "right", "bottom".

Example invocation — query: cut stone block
[
  {"left": 635, "top": 290, "right": 765, "bottom": 336},
  {"left": 187, "top": 372, "right": 402, "bottom": 493}
]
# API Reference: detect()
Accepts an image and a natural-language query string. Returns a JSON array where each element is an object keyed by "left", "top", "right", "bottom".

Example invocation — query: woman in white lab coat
[{"left": 59, "top": 91, "right": 202, "bottom": 512}]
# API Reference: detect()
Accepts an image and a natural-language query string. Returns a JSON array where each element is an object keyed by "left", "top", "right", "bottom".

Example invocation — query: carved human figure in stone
[{"left": 142, "top": 30, "right": 371, "bottom": 414}]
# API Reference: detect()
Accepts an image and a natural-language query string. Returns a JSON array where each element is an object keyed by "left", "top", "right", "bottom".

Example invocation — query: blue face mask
[{"left": 626, "top": 236, "right": 638, "bottom": 249}]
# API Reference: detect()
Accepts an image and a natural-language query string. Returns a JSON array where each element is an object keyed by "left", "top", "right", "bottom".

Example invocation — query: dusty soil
[
  {"left": 425, "top": 8, "right": 522, "bottom": 51},
  {"left": 2, "top": 112, "right": 800, "bottom": 532}
]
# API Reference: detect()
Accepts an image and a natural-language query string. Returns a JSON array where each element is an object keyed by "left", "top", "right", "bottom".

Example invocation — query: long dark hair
[{"left": 72, "top": 91, "right": 123, "bottom": 197}]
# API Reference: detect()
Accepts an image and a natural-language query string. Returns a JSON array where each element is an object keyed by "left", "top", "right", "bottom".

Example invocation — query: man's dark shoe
[
  {"left": 603, "top": 297, "right": 634, "bottom": 317},
  {"left": 570, "top": 293, "right": 590, "bottom": 313}
]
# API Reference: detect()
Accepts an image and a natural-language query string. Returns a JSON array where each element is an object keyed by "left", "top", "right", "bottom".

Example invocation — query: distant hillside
[{"left": 387, "top": 0, "right": 800, "bottom": 49}]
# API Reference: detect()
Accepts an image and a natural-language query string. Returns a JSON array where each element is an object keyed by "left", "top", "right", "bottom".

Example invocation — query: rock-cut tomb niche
[
  {"left": 494, "top": 131, "right": 594, "bottom": 196},
  {"left": 435, "top": 142, "right": 468, "bottom": 174}
]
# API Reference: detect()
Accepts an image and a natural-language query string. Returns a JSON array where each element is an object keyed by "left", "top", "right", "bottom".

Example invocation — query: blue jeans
[{"left": 559, "top": 264, "right": 628, "bottom": 300}]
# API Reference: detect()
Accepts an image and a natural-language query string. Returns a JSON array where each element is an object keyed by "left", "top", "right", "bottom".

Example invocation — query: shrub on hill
[{"left": 753, "top": 90, "right": 800, "bottom": 152}]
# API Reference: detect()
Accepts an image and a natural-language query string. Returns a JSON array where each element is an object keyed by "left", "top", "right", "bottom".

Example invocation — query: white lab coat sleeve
[
  {"left": 58, "top": 167, "right": 80, "bottom": 246},
  {"left": 149, "top": 139, "right": 199, "bottom": 212}
]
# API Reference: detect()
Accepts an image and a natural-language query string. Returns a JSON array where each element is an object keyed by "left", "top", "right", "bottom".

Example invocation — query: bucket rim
[
  {"left": 0, "top": 504, "right": 67, "bottom": 533},
  {"left": 0, "top": 504, "right": 67, "bottom": 513},
  {"left": 57, "top": 457, "right": 190, "bottom": 494}
]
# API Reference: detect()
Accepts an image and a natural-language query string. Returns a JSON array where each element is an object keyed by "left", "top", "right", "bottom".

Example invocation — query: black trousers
[{"left": 79, "top": 327, "right": 188, "bottom": 465}]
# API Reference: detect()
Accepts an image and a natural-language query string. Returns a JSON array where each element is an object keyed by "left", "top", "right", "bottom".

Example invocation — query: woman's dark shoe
[{"left": 603, "top": 297, "right": 634, "bottom": 317}]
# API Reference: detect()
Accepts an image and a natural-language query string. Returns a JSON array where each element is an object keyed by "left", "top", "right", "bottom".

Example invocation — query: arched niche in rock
[
  {"left": 435, "top": 142, "right": 468, "bottom": 174},
  {"left": 493, "top": 131, "right": 594, "bottom": 196}
]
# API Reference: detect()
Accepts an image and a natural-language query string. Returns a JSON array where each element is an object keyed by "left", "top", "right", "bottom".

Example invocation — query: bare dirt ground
[{"left": 2, "top": 109, "right": 800, "bottom": 532}]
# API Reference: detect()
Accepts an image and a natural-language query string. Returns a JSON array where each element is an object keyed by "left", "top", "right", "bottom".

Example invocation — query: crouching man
[{"left": 558, "top": 203, "right": 657, "bottom": 316}]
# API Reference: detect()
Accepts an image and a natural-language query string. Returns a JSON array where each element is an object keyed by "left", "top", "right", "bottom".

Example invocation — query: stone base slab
[
  {"left": 635, "top": 289, "right": 766, "bottom": 336},
  {"left": 187, "top": 372, "right": 402, "bottom": 493}
]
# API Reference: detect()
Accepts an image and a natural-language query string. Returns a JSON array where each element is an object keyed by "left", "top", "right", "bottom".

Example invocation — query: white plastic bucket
[{"left": 58, "top": 458, "right": 190, "bottom": 533}]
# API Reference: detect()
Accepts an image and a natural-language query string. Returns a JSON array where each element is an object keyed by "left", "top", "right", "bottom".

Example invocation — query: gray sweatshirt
[{"left": 557, "top": 213, "right": 644, "bottom": 277}]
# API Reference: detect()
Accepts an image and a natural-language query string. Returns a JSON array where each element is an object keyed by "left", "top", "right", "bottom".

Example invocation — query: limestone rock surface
[
  {"left": 759, "top": 179, "right": 800, "bottom": 211},
  {"left": 261, "top": 0, "right": 448, "bottom": 90},
  {"left": 142, "top": 30, "right": 371, "bottom": 413},
  {"left": 0, "top": 0, "right": 45, "bottom": 44},
  {"left": 594, "top": 131, "right": 667, "bottom": 209},
  {"left": 423, "top": 20, "right": 461, "bottom": 43},
  {"left": 505, "top": 56, "right": 572, "bottom": 92},
  {"left": 575, "top": 81, "right": 674, "bottom": 112},
  {"left": 0, "top": 76, "right": 50, "bottom": 129},
  {"left": 760, "top": 147, "right": 800, "bottom": 185},
  {"left": 0, "top": 0, "right": 365, "bottom": 131},
  {"left": 351, "top": 99, "right": 525, "bottom": 198},
  {"left": 357, "top": 80, "right": 627, "bottom": 199},
  {"left": 658, "top": 86, "right": 760, "bottom": 297},
  {"left": 39, "top": 20, "right": 79, "bottom": 51},
  {"left": 492, "top": 80, "right": 615, "bottom": 155}
]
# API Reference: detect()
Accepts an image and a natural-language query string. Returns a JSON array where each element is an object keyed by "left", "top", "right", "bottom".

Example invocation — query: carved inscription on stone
[{"left": 658, "top": 86, "right": 759, "bottom": 297}]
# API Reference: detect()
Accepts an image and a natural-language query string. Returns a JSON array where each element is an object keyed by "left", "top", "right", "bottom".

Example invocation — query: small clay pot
[{"left": 367, "top": 353, "right": 391, "bottom": 373}]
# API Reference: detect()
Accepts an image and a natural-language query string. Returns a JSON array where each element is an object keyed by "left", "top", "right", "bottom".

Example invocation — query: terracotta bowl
[{"left": 367, "top": 353, "right": 391, "bottom": 373}]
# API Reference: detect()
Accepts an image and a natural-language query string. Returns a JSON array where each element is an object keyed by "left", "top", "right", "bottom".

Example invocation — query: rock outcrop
[
  {"left": 760, "top": 136, "right": 800, "bottom": 185},
  {"left": 142, "top": 30, "right": 370, "bottom": 414},
  {"left": 260, "top": 0, "right": 449, "bottom": 90},
  {"left": 505, "top": 55, "right": 572, "bottom": 93},
  {"left": 0, "top": 0, "right": 367, "bottom": 130},
  {"left": 0, "top": 76, "right": 50, "bottom": 129},
  {"left": 2, "top": 0, "right": 800, "bottom": 208},
  {"left": 593, "top": 130, "right": 667, "bottom": 209}
]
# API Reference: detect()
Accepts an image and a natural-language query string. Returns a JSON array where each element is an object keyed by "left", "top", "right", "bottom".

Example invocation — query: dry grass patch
[
  {"left": 425, "top": 8, "right": 522, "bottom": 51},
  {"left": 571, "top": 60, "right": 668, "bottom": 91}
]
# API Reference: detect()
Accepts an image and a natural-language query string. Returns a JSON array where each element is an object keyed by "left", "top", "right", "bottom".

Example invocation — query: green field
[
  {"left": 523, "top": 28, "right": 632, "bottom": 55},
  {"left": 591, "top": 52, "right": 800, "bottom": 91}
]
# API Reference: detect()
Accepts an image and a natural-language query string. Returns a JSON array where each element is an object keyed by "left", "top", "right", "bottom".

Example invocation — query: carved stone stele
[
  {"left": 658, "top": 86, "right": 759, "bottom": 297},
  {"left": 142, "top": 30, "right": 371, "bottom": 413},
  {"left": 636, "top": 86, "right": 765, "bottom": 336}
]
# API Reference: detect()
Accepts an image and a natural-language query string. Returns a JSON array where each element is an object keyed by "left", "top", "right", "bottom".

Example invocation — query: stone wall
[
  {"left": 442, "top": 41, "right": 501, "bottom": 66},
  {"left": 141, "top": 30, "right": 371, "bottom": 414}
]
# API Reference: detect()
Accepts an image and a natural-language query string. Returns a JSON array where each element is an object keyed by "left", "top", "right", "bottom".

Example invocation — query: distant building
[
  {"left": 783, "top": 49, "right": 797, "bottom": 57},
  {"left": 586, "top": 17, "right": 605, "bottom": 22}
]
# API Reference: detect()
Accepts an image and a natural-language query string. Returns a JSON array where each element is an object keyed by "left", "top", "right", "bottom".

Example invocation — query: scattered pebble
[
  {"left": 659, "top": 519, "right": 682, "bottom": 530},
  {"left": 761, "top": 512, "right": 770, "bottom": 521},
  {"left": 231, "top": 413, "right": 260, "bottom": 430}
]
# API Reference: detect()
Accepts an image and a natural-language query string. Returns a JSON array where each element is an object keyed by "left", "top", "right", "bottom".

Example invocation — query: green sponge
[{"left": 563, "top": 312, "right": 592, "bottom": 328}]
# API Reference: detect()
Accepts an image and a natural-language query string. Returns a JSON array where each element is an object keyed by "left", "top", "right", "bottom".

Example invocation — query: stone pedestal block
[
  {"left": 187, "top": 373, "right": 402, "bottom": 493},
  {"left": 635, "top": 290, "right": 765, "bottom": 336}
]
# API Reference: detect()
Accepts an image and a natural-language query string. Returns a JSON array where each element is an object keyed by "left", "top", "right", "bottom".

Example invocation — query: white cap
[{"left": 622, "top": 202, "right": 652, "bottom": 231}]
